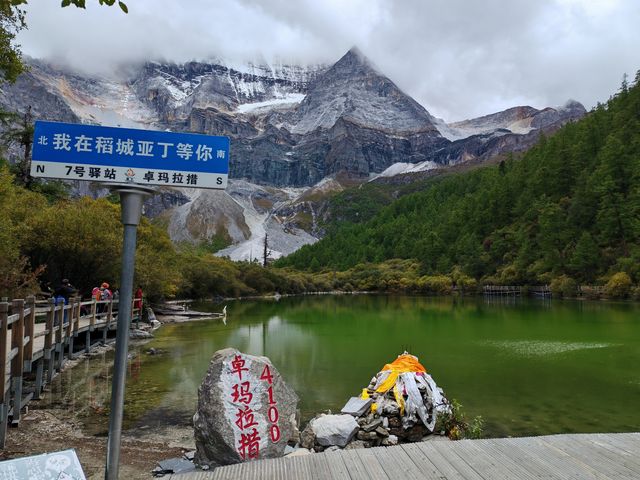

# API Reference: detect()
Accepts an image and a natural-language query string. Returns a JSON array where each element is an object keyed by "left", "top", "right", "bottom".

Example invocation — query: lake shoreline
[
  {"left": 3, "top": 294, "right": 639, "bottom": 477},
  {"left": 172, "top": 289, "right": 640, "bottom": 306}
]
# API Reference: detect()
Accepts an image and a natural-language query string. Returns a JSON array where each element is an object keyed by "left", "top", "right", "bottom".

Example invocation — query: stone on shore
[
  {"left": 129, "top": 329, "right": 153, "bottom": 339},
  {"left": 193, "top": 348, "right": 299, "bottom": 468},
  {"left": 341, "top": 397, "right": 373, "bottom": 417},
  {"left": 311, "top": 414, "right": 359, "bottom": 448}
]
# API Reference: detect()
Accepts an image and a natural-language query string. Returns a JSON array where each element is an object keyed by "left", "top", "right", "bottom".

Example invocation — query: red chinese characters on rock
[
  {"left": 229, "top": 354, "right": 261, "bottom": 460},
  {"left": 230, "top": 354, "right": 249, "bottom": 380},
  {"left": 238, "top": 428, "right": 261, "bottom": 460},
  {"left": 231, "top": 382, "right": 253, "bottom": 405},
  {"left": 261, "top": 364, "right": 281, "bottom": 443}
]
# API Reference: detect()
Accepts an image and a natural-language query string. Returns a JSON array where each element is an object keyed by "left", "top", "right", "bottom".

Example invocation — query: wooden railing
[
  {"left": 483, "top": 285, "right": 525, "bottom": 295},
  {"left": 0, "top": 295, "right": 142, "bottom": 448},
  {"left": 484, "top": 285, "right": 608, "bottom": 298}
]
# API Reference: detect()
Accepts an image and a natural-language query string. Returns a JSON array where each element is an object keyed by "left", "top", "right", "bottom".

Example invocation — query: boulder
[
  {"left": 382, "top": 435, "right": 398, "bottom": 446},
  {"left": 193, "top": 348, "right": 299, "bottom": 468},
  {"left": 285, "top": 448, "right": 313, "bottom": 458},
  {"left": 299, "top": 423, "right": 316, "bottom": 449},
  {"left": 362, "top": 418, "right": 382, "bottom": 432},
  {"left": 356, "top": 431, "right": 378, "bottom": 441},
  {"left": 311, "top": 414, "right": 358, "bottom": 448},
  {"left": 344, "top": 440, "right": 367, "bottom": 450},
  {"left": 129, "top": 329, "right": 153, "bottom": 339}
]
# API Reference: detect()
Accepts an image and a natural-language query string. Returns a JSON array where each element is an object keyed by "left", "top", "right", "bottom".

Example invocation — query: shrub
[
  {"left": 435, "top": 399, "right": 484, "bottom": 440},
  {"left": 549, "top": 275, "right": 578, "bottom": 298},
  {"left": 604, "top": 272, "right": 632, "bottom": 299},
  {"left": 418, "top": 275, "right": 452, "bottom": 294}
]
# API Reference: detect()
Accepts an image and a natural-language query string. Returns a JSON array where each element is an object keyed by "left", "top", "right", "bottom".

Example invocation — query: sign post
[
  {"left": 30, "top": 121, "right": 230, "bottom": 479},
  {"left": 31, "top": 121, "right": 229, "bottom": 188},
  {"left": 105, "top": 185, "right": 154, "bottom": 480}
]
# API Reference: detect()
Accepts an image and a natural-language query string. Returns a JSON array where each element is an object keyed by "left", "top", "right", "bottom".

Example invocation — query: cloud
[{"left": 17, "top": 0, "right": 640, "bottom": 120}]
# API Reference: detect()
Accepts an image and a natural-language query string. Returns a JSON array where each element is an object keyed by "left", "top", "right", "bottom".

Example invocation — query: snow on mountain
[
  {"left": 130, "top": 59, "right": 325, "bottom": 124},
  {"left": 436, "top": 102, "right": 586, "bottom": 141},
  {"left": 163, "top": 179, "right": 318, "bottom": 261},
  {"left": 370, "top": 160, "right": 439, "bottom": 180},
  {"left": 236, "top": 93, "right": 306, "bottom": 114},
  {"left": 25, "top": 60, "right": 159, "bottom": 129}
]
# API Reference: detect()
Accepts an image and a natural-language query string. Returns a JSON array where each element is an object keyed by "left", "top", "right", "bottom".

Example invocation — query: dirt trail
[{"left": 0, "top": 407, "right": 193, "bottom": 479}]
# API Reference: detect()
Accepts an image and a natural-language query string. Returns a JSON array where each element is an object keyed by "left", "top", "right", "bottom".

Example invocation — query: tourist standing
[
  {"left": 134, "top": 286, "right": 143, "bottom": 320},
  {"left": 53, "top": 278, "right": 75, "bottom": 304},
  {"left": 53, "top": 279, "right": 75, "bottom": 323}
]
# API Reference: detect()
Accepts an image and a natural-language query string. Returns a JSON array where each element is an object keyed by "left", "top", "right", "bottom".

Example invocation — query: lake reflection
[{"left": 49, "top": 295, "right": 640, "bottom": 438}]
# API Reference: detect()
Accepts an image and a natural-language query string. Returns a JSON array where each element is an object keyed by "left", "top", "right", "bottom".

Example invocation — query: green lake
[{"left": 45, "top": 295, "right": 640, "bottom": 438}]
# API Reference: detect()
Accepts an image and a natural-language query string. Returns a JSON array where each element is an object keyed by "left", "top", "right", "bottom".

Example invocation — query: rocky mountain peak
[
  {"left": 286, "top": 48, "right": 441, "bottom": 136},
  {"left": 328, "top": 47, "right": 375, "bottom": 76}
]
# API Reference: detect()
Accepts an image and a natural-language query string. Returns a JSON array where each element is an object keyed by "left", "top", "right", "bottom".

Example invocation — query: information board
[
  {"left": 30, "top": 121, "right": 229, "bottom": 189},
  {"left": 0, "top": 449, "right": 86, "bottom": 479}
]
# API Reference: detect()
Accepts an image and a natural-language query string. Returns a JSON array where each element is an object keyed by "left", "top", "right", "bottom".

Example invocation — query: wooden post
[
  {"left": 86, "top": 299, "right": 97, "bottom": 353},
  {"left": 103, "top": 300, "right": 113, "bottom": 344},
  {"left": 74, "top": 297, "right": 81, "bottom": 334},
  {"left": 10, "top": 299, "right": 25, "bottom": 425},
  {"left": 55, "top": 299, "right": 64, "bottom": 372},
  {"left": 0, "top": 302, "right": 9, "bottom": 447},
  {"left": 68, "top": 298, "right": 77, "bottom": 359},
  {"left": 45, "top": 298, "right": 55, "bottom": 384},
  {"left": 90, "top": 299, "right": 97, "bottom": 330},
  {"left": 24, "top": 296, "right": 36, "bottom": 373}
]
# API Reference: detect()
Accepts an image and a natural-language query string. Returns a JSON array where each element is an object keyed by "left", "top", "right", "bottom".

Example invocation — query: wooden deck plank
[
  {"left": 209, "top": 462, "right": 243, "bottom": 480},
  {"left": 444, "top": 440, "right": 514, "bottom": 480},
  {"left": 590, "top": 433, "right": 640, "bottom": 459},
  {"left": 565, "top": 434, "right": 640, "bottom": 471},
  {"left": 369, "top": 444, "right": 427, "bottom": 480},
  {"left": 271, "top": 456, "right": 292, "bottom": 479},
  {"left": 338, "top": 449, "right": 372, "bottom": 480},
  {"left": 417, "top": 441, "right": 485, "bottom": 480},
  {"left": 400, "top": 442, "right": 450, "bottom": 479},
  {"left": 353, "top": 447, "right": 390, "bottom": 480},
  {"left": 173, "top": 434, "right": 640, "bottom": 480},
  {"left": 542, "top": 435, "right": 637, "bottom": 478},
  {"left": 522, "top": 436, "right": 609, "bottom": 479},
  {"left": 324, "top": 450, "right": 353, "bottom": 480},
  {"left": 287, "top": 455, "right": 314, "bottom": 480},
  {"left": 507, "top": 437, "right": 602, "bottom": 480},
  {"left": 307, "top": 451, "right": 336, "bottom": 480},
  {"left": 453, "top": 439, "right": 541, "bottom": 480},
  {"left": 487, "top": 439, "right": 565, "bottom": 479}
]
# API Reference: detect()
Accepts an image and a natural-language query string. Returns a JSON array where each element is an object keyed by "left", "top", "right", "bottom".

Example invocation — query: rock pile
[{"left": 299, "top": 353, "right": 451, "bottom": 451}]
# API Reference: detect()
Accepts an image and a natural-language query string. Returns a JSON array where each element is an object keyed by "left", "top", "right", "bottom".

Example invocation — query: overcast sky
[{"left": 17, "top": 0, "right": 640, "bottom": 121}]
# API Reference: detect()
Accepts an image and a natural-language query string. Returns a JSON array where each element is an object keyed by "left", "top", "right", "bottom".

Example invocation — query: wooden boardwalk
[
  {"left": 171, "top": 432, "right": 640, "bottom": 479},
  {"left": 0, "top": 296, "right": 140, "bottom": 448}
]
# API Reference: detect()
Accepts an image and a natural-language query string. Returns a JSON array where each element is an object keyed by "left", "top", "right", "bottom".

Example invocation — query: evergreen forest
[{"left": 277, "top": 73, "right": 640, "bottom": 295}]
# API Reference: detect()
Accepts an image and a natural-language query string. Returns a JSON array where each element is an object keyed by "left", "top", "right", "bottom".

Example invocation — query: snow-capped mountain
[
  {"left": 0, "top": 49, "right": 586, "bottom": 260},
  {"left": 436, "top": 101, "right": 587, "bottom": 140}
]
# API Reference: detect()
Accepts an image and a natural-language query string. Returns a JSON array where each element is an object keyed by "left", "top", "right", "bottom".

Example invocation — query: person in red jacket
[{"left": 134, "top": 286, "right": 143, "bottom": 320}]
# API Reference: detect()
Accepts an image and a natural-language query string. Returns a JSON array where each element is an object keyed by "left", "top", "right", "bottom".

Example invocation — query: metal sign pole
[
  {"left": 29, "top": 119, "right": 228, "bottom": 477},
  {"left": 105, "top": 185, "right": 155, "bottom": 480}
]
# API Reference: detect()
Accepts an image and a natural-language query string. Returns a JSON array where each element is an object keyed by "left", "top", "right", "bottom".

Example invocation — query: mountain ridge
[{"left": 0, "top": 49, "right": 586, "bottom": 260}]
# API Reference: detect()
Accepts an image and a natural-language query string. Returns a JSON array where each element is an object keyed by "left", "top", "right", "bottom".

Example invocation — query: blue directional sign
[{"left": 30, "top": 121, "right": 229, "bottom": 189}]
